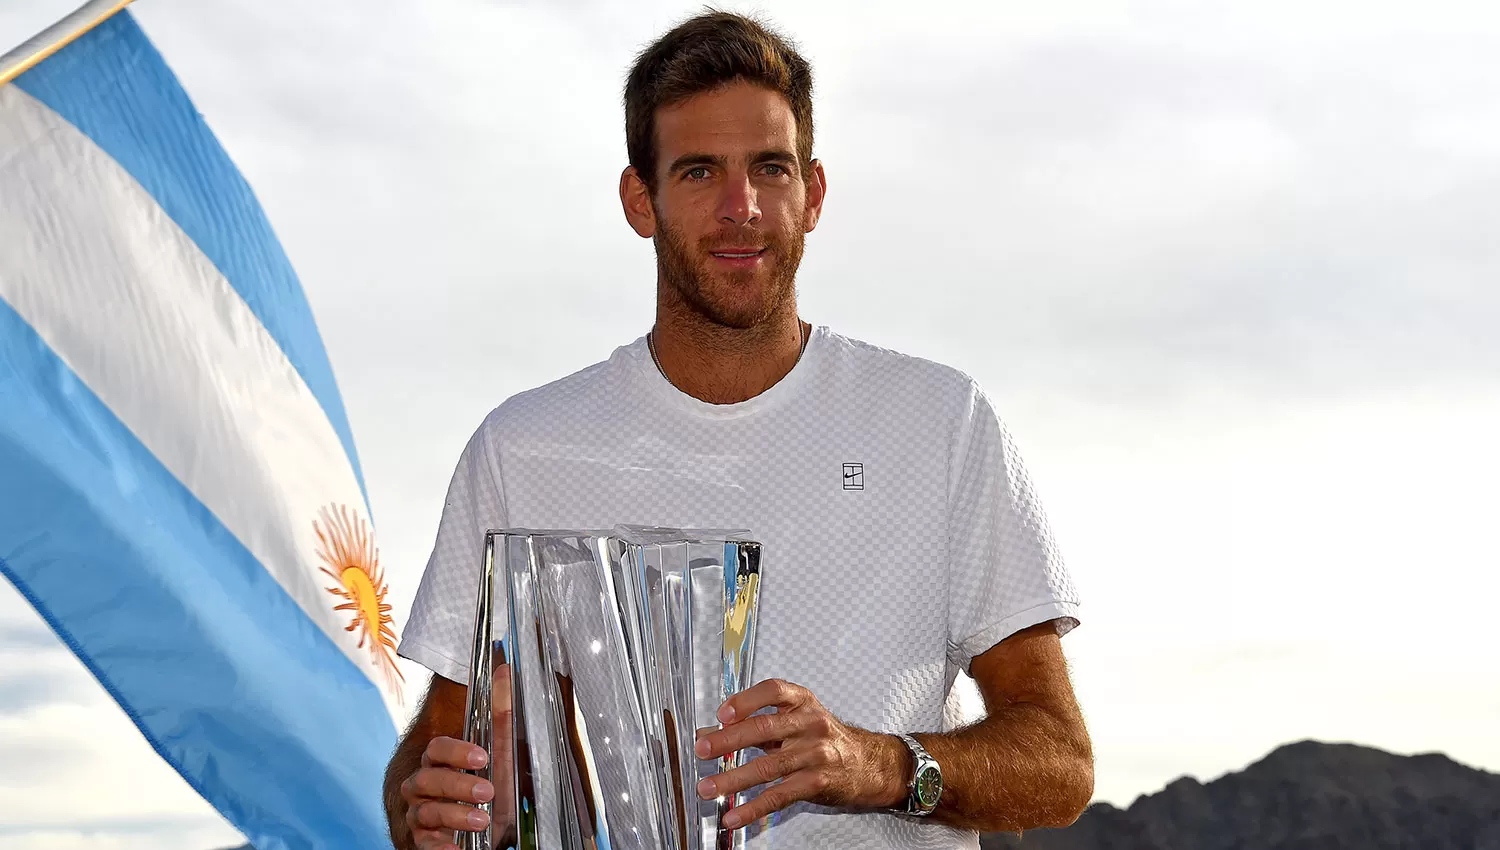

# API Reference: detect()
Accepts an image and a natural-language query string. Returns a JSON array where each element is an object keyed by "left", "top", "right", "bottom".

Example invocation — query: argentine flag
[{"left": 1, "top": 4, "right": 399, "bottom": 848}]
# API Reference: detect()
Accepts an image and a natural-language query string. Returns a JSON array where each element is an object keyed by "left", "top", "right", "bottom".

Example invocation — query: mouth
[
  {"left": 708, "top": 247, "right": 768, "bottom": 270},
  {"left": 709, "top": 247, "right": 767, "bottom": 260}
]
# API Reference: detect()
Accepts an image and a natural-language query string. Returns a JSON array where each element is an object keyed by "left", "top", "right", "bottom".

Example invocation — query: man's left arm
[
  {"left": 694, "top": 619, "right": 1093, "bottom": 833},
  {"left": 913, "top": 619, "right": 1093, "bottom": 831}
]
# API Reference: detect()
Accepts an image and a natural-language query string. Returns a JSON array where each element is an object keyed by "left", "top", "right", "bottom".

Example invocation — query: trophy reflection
[{"left": 461, "top": 527, "right": 763, "bottom": 850}]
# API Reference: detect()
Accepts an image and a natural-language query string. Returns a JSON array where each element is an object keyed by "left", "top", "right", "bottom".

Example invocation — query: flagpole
[{"left": 0, "top": 0, "right": 137, "bottom": 86}]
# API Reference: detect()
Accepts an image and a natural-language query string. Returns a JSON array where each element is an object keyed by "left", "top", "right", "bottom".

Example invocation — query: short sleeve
[
  {"left": 397, "top": 417, "right": 508, "bottom": 684},
  {"left": 946, "top": 385, "right": 1080, "bottom": 672}
]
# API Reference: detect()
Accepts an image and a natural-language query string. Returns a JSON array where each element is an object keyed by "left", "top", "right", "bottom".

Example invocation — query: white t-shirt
[{"left": 399, "top": 326, "right": 1080, "bottom": 849}]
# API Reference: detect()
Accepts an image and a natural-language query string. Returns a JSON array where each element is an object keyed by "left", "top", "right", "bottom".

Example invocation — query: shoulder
[
  {"left": 470, "top": 341, "right": 643, "bottom": 447},
  {"left": 817, "top": 328, "right": 989, "bottom": 417}
]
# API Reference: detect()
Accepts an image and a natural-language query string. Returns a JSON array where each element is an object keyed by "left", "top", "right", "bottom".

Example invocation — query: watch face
[{"left": 915, "top": 765, "right": 943, "bottom": 809}]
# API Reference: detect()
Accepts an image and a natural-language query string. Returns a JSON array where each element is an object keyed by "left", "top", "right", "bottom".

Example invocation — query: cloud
[
  {"left": 126, "top": 0, "right": 1497, "bottom": 414},
  {"left": 0, "top": 583, "right": 90, "bottom": 713},
  {"left": 0, "top": 819, "right": 243, "bottom": 850},
  {"left": 0, "top": 619, "right": 62, "bottom": 650},
  {"left": 0, "top": 664, "right": 89, "bottom": 714},
  {"left": 0, "top": 816, "right": 222, "bottom": 837},
  {"left": 0, "top": 2, "right": 81, "bottom": 54},
  {"left": 804, "top": 23, "right": 1500, "bottom": 400},
  {"left": 0, "top": 734, "right": 88, "bottom": 788}
]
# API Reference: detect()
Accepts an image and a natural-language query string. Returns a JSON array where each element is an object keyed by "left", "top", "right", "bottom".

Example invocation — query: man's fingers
[
  {"left": 718, "top": 679, "right": 808, "bottom": 724},
  {"left": 424, "top": 735, "right": 488, "bottom": 770},
  {"left": 695, "top": 708, "right": 801, "bottom": 759},
  {"left": 492, "top": 664, "right": 513, "bottom": 712},
  {"left": 697, "top": 742, "right": 834, "bottom": 799},
  {"left": 409, "top": 798, "right": 491, "bottom": 832},
  {"left": 405, "top": 766, "right": 495, "bottom": 805},
  {"left": 721, "top": 771, "right": 826, "bottom": 829}
]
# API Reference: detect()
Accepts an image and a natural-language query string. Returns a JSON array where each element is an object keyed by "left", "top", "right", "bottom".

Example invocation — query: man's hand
[
  {"left": 399, "top": 736, "right": 498, "bottom": 849},
  {"left": 692, "top": 679, "right": 909, "bottom": 829},
  {"left": 385, "top": 666, "right": 514, "bottom": 850}
]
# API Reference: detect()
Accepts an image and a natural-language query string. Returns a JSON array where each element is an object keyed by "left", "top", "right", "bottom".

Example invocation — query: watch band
[{"left": 892, "top": 733, "right": 942, "bottom": 817}]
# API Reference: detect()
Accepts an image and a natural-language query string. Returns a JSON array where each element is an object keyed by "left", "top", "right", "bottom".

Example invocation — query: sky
[{"left": 2, "top": 0, "right": 1498, "bottom": 847}]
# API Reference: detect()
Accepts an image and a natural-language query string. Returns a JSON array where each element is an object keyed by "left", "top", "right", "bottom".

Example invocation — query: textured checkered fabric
[{"left": 399, "top": 326, "right": 1080, "bottom": 850}]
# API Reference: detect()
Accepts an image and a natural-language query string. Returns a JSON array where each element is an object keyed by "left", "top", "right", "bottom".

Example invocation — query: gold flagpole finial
[{"left": 0, "top": 0, "right": 138, "bottom": 87}]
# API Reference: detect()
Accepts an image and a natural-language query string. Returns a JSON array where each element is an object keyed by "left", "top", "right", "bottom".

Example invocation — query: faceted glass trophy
[{"left": 461, "top": 526, "right": 763, "bottom": 850}]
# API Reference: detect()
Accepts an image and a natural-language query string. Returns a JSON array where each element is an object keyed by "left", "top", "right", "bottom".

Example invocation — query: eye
[
  {"left": 761, "top": 164, "right": 787, "bottom": 177},
  {"left": 685, "top": 166, "right": 711, "bottom": 181}
]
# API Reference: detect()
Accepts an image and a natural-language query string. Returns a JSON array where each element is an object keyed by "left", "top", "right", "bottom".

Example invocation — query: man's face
[{"left": 643, "top": 81, "right": 821, "bottom": 330}]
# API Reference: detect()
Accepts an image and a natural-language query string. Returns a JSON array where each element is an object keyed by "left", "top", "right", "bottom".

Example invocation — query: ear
[
  {"left": 803, "top": 159, "right": 827, "bottom": 233},
  {"left": 620, "top": 166, "right": 657, "bottom": 238}
]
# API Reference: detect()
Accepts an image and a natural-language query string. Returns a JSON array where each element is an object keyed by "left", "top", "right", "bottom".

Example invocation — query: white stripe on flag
[{"left": 0, "top": 84, "right": 394, "bottom": 701}]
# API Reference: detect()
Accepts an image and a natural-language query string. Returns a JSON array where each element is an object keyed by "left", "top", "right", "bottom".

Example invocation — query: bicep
[{"left": 968, "top": 620, "right": 1081, "bottom": 720}]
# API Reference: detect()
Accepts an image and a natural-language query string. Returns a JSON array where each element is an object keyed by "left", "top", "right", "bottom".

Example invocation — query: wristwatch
[{"left": 892, "top": 733, "right": 943, "bottom": 817}]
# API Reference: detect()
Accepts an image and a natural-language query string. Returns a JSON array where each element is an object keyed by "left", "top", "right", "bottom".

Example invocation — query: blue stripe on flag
[
  {"left": 12, "top": 11, "right": 368, "bottom": 504},
  {"left": 0, "top": 299, "right": 396, "bottom": 850}
]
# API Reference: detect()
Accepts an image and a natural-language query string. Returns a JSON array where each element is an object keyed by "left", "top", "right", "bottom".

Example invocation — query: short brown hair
[{"left": 624, "top": 10, "right": 815, "bottom": 189}]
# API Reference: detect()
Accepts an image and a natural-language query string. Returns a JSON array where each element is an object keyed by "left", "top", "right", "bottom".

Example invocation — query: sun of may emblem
[{"left": 313, "top": 504, "right": 404, "bottom": 701}]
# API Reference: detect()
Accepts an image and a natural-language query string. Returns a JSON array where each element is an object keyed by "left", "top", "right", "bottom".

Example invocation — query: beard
[{"left": 653, "top": 210, "right": 805, "bottom": 330}]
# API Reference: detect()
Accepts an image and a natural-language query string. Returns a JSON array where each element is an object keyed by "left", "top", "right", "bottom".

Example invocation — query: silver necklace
[{"left": 647, "top": 323, "right": 809, "bottom": 388}]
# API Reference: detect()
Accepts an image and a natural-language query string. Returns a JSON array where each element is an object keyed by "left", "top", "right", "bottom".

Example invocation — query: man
[{"left": 384, "top": 11, "right": 1092, "bottom": 850}]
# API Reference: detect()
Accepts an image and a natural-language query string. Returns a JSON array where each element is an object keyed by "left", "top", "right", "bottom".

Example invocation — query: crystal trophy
[{"left": 461, "top": 526, "right": 763, "bottom": 850}]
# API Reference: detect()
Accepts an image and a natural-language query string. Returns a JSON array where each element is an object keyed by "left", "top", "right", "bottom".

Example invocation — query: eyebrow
[
  {"left": 666, "top": 149, "right": 801, "bottom": 176},
  {"left": 667, "top": 153, "right": 727, "bottom": 176},
  {"left": 751, "top": 149, "right": 800, "bottom": 174}
]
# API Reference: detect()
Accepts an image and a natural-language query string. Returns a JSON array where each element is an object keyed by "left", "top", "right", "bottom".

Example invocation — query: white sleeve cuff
[
  {"left": 947, "top": 599, "right": 1080, "bottom": 673},
  {"left": 397, "top": 638, "right": 471, "bottom": 685}
]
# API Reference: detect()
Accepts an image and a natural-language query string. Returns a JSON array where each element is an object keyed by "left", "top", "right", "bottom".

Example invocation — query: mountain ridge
[{"left": 981, "top": 739, "right": 1500, "bottom": 849}]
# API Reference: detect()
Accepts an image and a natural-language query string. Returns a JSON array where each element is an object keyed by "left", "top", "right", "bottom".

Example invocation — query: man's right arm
[
  {"left": 391, "top": 415, "right": 514, "bottom": 846},
  {"left": 383, "top": 675, "right": 499, "bottom": 850}
]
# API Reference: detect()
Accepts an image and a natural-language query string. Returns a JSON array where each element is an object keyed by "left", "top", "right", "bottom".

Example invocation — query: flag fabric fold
[{"left": 0, "top": 9, "right": 399, "bottom": 849}]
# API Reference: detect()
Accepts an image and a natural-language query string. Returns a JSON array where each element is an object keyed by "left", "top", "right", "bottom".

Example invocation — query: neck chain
[{"left": 647, "top": 323, "right": 809, "bottom": 390}]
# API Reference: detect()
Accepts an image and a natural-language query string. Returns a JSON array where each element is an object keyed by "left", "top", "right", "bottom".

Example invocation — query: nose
[{"left": 717, "top": 172, "right": 761, "bottom": 227}]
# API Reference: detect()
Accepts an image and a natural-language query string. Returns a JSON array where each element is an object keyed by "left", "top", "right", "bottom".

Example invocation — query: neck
[{"left": 649, "top": 306, "right": 808, "bottom": 405}]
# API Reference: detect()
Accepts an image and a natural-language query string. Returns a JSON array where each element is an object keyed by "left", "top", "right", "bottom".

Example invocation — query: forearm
[
  {"left": 913, "top": 700, "right": 1094, "bottom": 833},
  {"left": 384, "top": 733, "right": 425, "bottom": 850},
  {"left": 383, "top": 676, "right": 471, "bottom": 850},
  {"left": 693, "top": 662, "right": 1091, "bottom": 834}
]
